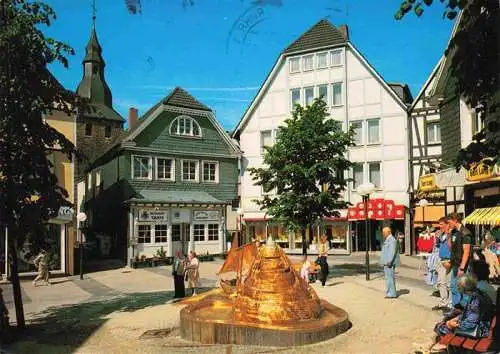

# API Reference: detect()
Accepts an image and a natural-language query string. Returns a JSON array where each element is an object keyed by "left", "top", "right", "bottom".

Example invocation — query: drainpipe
[{"left": 406, "top": 107, "right": 414, "bottom": 255}]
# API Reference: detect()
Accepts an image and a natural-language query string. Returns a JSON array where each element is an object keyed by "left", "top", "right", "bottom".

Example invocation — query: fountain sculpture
[{"left": 179, "top": 237, "right": 350, "bottom": 346}]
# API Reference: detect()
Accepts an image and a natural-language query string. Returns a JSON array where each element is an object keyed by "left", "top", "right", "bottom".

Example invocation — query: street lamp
[
  {"left": 76, "top": 212, "right": 87, "bottom": 280},
  {"left": 357, "top": 182, "right": 376, "bottom": 281},
  {"left": 236, "top": 208, "right": 244, "bottom": 246}
]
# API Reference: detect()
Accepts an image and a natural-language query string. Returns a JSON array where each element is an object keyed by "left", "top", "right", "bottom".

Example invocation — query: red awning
[
  {"left": 243, "top": 216, "right": 347, "bottom": 223},
  {"left": 348, "top": 198, "right": 406, "bottom": 221}
]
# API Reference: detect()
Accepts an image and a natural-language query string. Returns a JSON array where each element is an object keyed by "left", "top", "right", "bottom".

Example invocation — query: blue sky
[{"left": 45, "top": 0, "right": 454, "bottom": 131}]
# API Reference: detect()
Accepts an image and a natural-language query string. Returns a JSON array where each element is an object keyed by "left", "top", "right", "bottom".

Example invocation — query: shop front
[
  {"left": 127, "top": 205, "right": 226, "bottom": 264},
  {"left": 412, "top": 173, "right": 447, "bottom": 229},
  {"left": 243, "top": 213, "right": 350, "bottom": 254}
]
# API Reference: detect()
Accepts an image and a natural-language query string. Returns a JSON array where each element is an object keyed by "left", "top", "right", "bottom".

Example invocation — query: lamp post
[
  {"left": 357, "top": 182, "right": 376, "bottom": 281},
  {"left": 76, "top": 212, "right": 87, "bottom": 280},
  {"left": 236, "top": 208, "right": 244, "bottom": 246}
]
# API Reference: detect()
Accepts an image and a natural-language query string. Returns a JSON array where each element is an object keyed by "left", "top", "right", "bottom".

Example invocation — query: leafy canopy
[
  {"left": 249, "top": 99, "right": 354, "bottom": 232},
  {"left": 395, "top": 0, "right": 499, "bottom": 168},
  {"left": 0, "top": 0, "right": 81, "bottom": 241}
]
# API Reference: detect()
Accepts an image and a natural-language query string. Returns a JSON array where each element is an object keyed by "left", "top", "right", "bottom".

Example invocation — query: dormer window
[{"left": 170, "top": 116, "right": 201, "bottom": 137}]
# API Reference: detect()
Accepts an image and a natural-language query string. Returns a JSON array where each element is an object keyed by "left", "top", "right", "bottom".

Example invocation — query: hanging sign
[
  {"left": 418, "top": 174, "right": 437, "bottom": 191},
  {"left": 138, "top": 209, "right": 168, "bottom": 222},
  {"left": 193, "top": 210, "right": 220, "bottom": 221},
  {"left": 466, "top": 159, "right": 496, "bottom": 182}
]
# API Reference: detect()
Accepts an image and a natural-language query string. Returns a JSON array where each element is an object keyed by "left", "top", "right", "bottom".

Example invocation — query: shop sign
[
  {"left": 50, "top": 206, "right": 74, "bottom": 223},
  {"left": 138, "top": 209, "right": 168, "bottom": 222},
  {"left": 415, "top": 189, "right": 446, "bottom": 203},
  {"left": 193, "top": 210, "right": 220, "bottom": 221},
  {"left": 466, "top": 159, "right": 497, "bottom": 182},
  {"left": 418, "top": 174, "right": 437, "bottom": 192}
]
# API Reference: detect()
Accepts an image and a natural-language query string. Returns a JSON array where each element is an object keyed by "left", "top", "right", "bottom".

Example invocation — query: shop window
[
  {"left": 208, "top": 224, "right": 219, "bottom": 241},
  {"left": 137, "top": 224, "right": 151, "bottom": 243},
  {"left": 155, "top": 224, "right": 168, "bottom": 243},
  {"left": 132, "top": 155, "right": 152, "bottom": 180},
  {"left": 194, "top": 224, "right": 205, "bottom": 242},
  {"left": 171, "top": 224, "right": 181, "bottom": 242}
]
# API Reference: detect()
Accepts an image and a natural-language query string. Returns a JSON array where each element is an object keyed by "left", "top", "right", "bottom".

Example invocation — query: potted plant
[{"left": 155, "top": 247, "right": 168, "bottom": 266}]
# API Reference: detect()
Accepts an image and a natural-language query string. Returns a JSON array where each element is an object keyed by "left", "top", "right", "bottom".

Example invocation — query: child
[{"left": 300, "top": 256, "right": 312, "bottom": 282}]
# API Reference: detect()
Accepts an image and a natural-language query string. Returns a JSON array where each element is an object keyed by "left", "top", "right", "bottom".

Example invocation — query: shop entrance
[{"left": 181, "top": 223, "right": 190, "bottom": 255}]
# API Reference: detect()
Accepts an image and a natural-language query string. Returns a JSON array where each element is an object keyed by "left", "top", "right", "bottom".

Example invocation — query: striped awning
[{"left": 463, "top": 207, "right": 500, "bottom": 226}]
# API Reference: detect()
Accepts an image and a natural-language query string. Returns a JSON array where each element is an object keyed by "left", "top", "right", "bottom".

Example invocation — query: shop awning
[
  {"left": 463, "top": 207, "right": 500, "bottom": 226},
  {"left": 348, "top": 198, "right": 405, "bottom": 221},
  {"left": 126, "top": 190, "right": 227, "bottom": 206}
]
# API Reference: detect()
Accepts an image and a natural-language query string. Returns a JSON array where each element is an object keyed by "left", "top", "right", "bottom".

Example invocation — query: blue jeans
[
  {"left": 384, "top": 266, "right": 397, "bottom": 298},
  {"left": 450, "top": 268, "right": 471, "bottom": 307}
]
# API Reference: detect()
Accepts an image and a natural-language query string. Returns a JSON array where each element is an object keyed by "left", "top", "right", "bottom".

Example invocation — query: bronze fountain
[{"left": 179, "top": 237, "right": 350, "bottom": 346}]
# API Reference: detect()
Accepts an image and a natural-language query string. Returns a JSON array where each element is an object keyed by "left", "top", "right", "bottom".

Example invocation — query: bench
[{"left": 438, "top": 288, "right": 499, "bottom": 353}]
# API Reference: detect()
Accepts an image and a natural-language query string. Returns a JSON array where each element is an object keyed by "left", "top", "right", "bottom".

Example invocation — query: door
[{"left": 181, "top": 223, "right": 190, "bottom": 255}]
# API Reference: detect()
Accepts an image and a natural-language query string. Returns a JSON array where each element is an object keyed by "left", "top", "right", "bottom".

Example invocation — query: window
[
  {"left": 472, "top": 110, "right": 484, "bottom": 135},
  {"left": 304, "top": 87, "right": 314, "bottom": 106},
  {"left": 170, "top": 116, "right": 201, "bottom": 137},
  {"left": 351, "top": 121, "right": 363, "bottom": 145},
  {"left": 155, "top": 224, "right": 168, "bottom": 243},
  {"left": 182, "top": 160, "right": 198, "bottom": 181},
  {"left": 289, "top": 57, "right": 300, "bottom": 73},
  {"left": 132, "top": 155, "right": 152, "bottom": 179},
  {"left": 317, "top": 52, "right": 328, "bottom": 69},
  {"left": 369, "top": 162, "right": 381, "bottom": 188},
  {"left": 85, "top": 123, "right": 92, "bottom": 137},
  {"left": 194, "top": 224, "right": 205, "bottom": 242},
  {"left": 260, "top": 130, "right": 273, "bottom": 154},
  {"left": 353, "top": 163, "right": 364, "bottom": 190},
  {"left": 427, "top": 121, "right": 441, "bottom": 144},
  {"left": 290, "top": 88, "right": 301, "bottom": 110},
  {"left": 332, "top": 83, "right": 343, "bottom": 106},
  {"left": 208, "top": 224, "right": 219, "bottom": 241},
  {"left": 303, "top": 55, "right": 314, "bottom": 71},
  {"left": 171, "top": 224, "right": 181, "bottom": 242},
  {"left": 87, "top": 173, "right": 92, "bottom": 191},
  {"left": 156, "top": 158, "right": 174, "bottom": 181},
  {"left": 367, "top": 119, "right": 380, "bottom": 144},
  {"left": 203, "top": 161, "right": 218, "bottom": 182},
  {"left": 105, "top": 125, "right": 112, "bottom": 138},
  {"left": 331, "top": 49, "right": 342, "bottom": 66},
  {"left": 317, "top": 85, "right": 328, "bottom": 105},
  {"left": 137, "top": 224, "right": 151, "bottom": 243},
  {"left": 95, "top": 170, "right": 101, "bottom": 188}
]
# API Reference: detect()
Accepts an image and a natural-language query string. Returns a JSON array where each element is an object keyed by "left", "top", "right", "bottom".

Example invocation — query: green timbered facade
[{"left": 84, "top": 88, "right": 240, "bottom": 263}]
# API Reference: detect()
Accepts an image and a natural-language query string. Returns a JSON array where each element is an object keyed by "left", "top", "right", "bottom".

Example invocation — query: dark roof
[
  {"left": 283, "top": 19, "right": 347, "bottom": 54},
  {"left": 81, "top": 102, "right": 125, "bottom": 122},
  {"left": 84, "top": 27, "right": 104, "bottom": 63},
  {"left": 388, "top": 83, "right": 414, "bottom": 105},
  {"left": 162, "top": 87, "right": 212, "bottom": 111}
]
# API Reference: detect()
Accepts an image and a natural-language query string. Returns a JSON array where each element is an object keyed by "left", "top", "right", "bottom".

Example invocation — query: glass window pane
[
  {"left": 208, "top": 224, "right": 219, "bottom": 241},
  {"left": 318, "top": 85, "right": 328, "bottom": 105},
  {"left": 171, "top": 224, "right": 181, "bottom": 241},
  {"left": 305, "top": 87, "right": 314, "bottom": 106},
  {"left": 367, "top": 119, "right": 380, "bottom": 144},
  {"left": 138, "top": 224, "right": 151, "bottom": 243},
  {"left": 427, "top": 121, "right": 440, "bottom": 143},
  {"left": 194, "top": 224, "right": 205, "bottom": 242},
  {"left": 331, "top": 50, "right": 342, "bottom": 66},
  {"left": 261, "top": 130, "right": 273, "bottom": 153},
  {"left": 154, "top": 224, "right": 168, "bottom": 243},
  {"left": 290, "top": 57, "right": 300, "bottom": 72},
  {"left": 351, "top": 121, "right": 363, "bottom": 145},
  {"left": 291, "top": 89, "right": 301, "bottom": 109},
  {"left": 332, "top": 83, "right": 342, "bottom": 105},
  {"left": 353, "top": 163, "right": 364, "bottom": 189},
  {"left": 170, "top": 119, "right": 178, "bottom": 134},
  {"left": 303, "top": 55, "right": 313, "bottom": 71},
  {"left": 369, "top": 163, "right": 381, "bottom": 188},
  {"left": 193, "top": 121, "right": 200, "bottom": 136},
  {"left": 317, "top": 53, "right": 328, "bottom": 68}
]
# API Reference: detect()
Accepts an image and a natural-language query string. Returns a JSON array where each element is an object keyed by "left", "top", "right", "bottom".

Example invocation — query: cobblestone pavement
[{"left": 1, "top": 253, "right": 441, "bottom": 354}]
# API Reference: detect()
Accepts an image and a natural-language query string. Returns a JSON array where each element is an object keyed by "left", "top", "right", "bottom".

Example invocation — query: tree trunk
[
  {"left": 9, "top": 239, "right": 25, "bottom": 330},
  {"left": 301, "top": 228, "right": 307, "bottom": 256}
]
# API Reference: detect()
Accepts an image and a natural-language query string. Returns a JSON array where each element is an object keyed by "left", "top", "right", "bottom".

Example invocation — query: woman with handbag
[
  {"left": 318, "top": 235, "right": 329, "bottom": 287},
  {"left": 185, "top": 251, "right": 200, "bottom": 297},
  {"left": 172, "top": 251, "right": 186, "bottom": 298}
]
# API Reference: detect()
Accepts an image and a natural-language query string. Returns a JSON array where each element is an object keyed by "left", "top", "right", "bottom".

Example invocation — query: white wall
[{"left": 239, "top": 43, "right": 410, "bottom": 220}]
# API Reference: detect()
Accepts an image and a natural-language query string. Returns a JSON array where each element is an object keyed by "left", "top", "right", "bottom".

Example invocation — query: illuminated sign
[{"left": 418, "top": 174, "right": 436, "bottom": 191}]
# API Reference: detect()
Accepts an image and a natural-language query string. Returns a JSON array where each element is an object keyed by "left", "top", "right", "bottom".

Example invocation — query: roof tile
[{"left": 283, "top": 19, "right": 347, "bottom": 54}]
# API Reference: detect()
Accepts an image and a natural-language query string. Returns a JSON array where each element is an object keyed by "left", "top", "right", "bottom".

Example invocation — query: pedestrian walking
[
  {"left": 380, "top": 226, "right": 400, "bottom": 299},
  {"left": 32, "top": 249, "right": 50, "bottom": 286},
  {"left": 185, "top": 251, "right": 200, "bottom": 296},
  {"left": 432, "top": 217, "right": 452, "bottom": 311},
  {"left": 172, "top": 251, "right": 186, "bottom": 298},
  {"left": 448, "top": 212, "right": 472, "bottom": 309},
  {"left": 318, "top": 235, "right": 329, "bottom": 287}
]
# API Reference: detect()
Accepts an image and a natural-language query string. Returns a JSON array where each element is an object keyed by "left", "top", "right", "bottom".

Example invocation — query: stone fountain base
[{"left": 180, "top": 293, "right": 350, "bottom": 347}]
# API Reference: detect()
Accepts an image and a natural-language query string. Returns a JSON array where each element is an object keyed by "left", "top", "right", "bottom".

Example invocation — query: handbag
[{"left": 454, "top": 325, "right": 479, "bottom": 338}]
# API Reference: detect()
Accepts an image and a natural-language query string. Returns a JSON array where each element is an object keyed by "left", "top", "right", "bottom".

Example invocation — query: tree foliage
[
  {"left": 396, "top": 0, "right": 500, "bottom": 169},
  {"left": 249, "top": 99, "right": 354, "bottom": 247},
  {"left": 0, "top": 0, "right": 81, "bottom": 328}
]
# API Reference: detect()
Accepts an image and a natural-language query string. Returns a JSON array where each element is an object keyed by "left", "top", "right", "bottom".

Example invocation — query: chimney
[
  {"left": 128, "top": 107, "right": 138, "bottom": 128},
  {"left": 338, "top": 24, "right": 349, "bottom": 41}
]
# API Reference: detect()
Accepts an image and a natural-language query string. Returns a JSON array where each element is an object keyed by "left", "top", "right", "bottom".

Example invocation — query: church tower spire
[{"left": 76, "top": 2, "right": 113, "bottom": 107}]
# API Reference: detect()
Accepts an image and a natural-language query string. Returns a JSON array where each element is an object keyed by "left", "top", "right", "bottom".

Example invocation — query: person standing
[
  {"left": 32, "top": 249, "right": 50, "bottom": 286},
  {"left": 433, "top": 217, "right": 452, "bottom": 311},
  {"left": 448, "top": 212, "right": 472, "bottom": 308},
  {"left": 185, "top": 251, "right": 200, "bottom": 296},
  {"left": 318, "top": 235, "right": 329, "bottom": 287},
  {"left": 172, "top": 251, "right": 186, "bottom": 298},
  {"left": 380, "top": 227, "right": 400, "bottom": 299}
]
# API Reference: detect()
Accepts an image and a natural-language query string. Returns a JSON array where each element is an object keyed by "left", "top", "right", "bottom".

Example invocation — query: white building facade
[{"left": 233, "top": 20, "right": 413, "bottom": 254}]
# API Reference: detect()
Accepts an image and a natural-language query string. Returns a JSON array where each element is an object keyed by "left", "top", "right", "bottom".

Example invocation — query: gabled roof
[
  {"left": 409, "top": 58, "right": 443, "bottom": 111},
  {"left": 81, "top": 102, "right": 125, "bottom": 122},
  {"left": 162, "top": 87, "right": 212, "bottom": 112},
  {"left": 388, "top": 83, "right": 414, "bottom": 105},
  {"left": 283, "top": 19, "right": 347, "bottom": 54}
]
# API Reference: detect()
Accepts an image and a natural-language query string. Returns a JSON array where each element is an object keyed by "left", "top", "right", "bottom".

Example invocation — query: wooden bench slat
[
  {"left": 450, "top": 335, "right": 466, "bottom": 346},
  {"left": 439, "top": 333, "right": 455, "bottom": 345},
  {"left": 461, "top": 338, "right": 480, "bottom": 350},
  {"left": 473, "top": 338, "right": 493, "bottom": 353}
]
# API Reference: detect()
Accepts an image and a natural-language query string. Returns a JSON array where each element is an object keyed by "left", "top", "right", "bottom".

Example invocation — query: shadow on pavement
[
  {"left": 329, "top": 263, "right": 383, "bottom": 279},
  {"left": 397, "top": 289, "right": 410, "bottom": 297},
  {"left": 4, "top": 287, "right": 213, "bottom": 354}
]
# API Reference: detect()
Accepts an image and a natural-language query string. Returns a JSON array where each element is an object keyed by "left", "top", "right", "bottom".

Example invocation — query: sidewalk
[{"left": 2, "top": 253, "right": 440, "bottom": 353}]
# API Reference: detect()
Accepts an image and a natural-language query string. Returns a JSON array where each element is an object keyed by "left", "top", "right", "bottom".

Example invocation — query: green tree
[
  {"left": 0, "top": 0, "right": 80, "bottom": 329},
  {"left": 249, "top": 99, "right": 354, "bottom": 255},
  {"left": 395, "top": 0, "right": 499, "bottom": 169}
]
